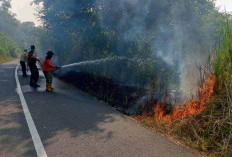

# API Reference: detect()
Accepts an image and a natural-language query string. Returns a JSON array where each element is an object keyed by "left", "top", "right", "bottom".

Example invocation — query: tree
[{"left": 33, "top": 0, "right": 224, "bottom": 87}]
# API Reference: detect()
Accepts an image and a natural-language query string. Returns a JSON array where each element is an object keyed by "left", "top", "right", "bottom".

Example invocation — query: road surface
[{"left": 0, "top": 60, "right": 198, "bottom": 157}]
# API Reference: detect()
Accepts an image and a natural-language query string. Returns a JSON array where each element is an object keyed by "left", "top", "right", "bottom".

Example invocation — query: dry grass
[
  {"left": 134, "top": 17, "right": 232, "bottom": 157},
  {"left": 0, "top": 56, "right": 14, "bottom": 64}
]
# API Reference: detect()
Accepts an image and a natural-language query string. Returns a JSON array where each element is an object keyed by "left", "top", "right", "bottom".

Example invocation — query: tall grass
[
  {"left": 214, "top": 15, "right": 232, "bottom": 91},
  {"left": 135, "top": 15, "right": 232, "bottom": 156},
  {"left": 166, "top": 16, "right": 232, "bottom": 156},
  {"left": 210, "top": 15, "right": 232, "bottom": 156}
]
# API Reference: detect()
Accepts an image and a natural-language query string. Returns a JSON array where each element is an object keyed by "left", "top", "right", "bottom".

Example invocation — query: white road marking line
[{"left": 15, "top": 65, "right": 48, "bottom": 157}]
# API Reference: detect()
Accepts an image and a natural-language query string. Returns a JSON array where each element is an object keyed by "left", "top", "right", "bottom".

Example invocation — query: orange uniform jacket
[{"left": 43, "top": 59, "right": 56, "bottom": 72}]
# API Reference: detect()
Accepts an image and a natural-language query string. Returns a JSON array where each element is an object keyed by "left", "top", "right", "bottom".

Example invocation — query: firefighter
[
  {"left": 20, "top": 49, "right": 28, "bottom": 77},
  {"left": 28, "top": 45, "right": 41, "bottom": 88},
  {"left": 43, "top": 51, "right": 60, "bottom": 91}
]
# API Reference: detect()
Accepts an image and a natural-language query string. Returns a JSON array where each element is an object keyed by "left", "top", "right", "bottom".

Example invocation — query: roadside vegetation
[
  {"left": 0, "top": 32, "right": 20, "bottom": 64},
  {"left": 135, "top": 17, "right": 232, "bottom": 157},
  {"left": 0, "top": 1, "right": 20, "bottom": 63},
  {"left": 0, "top": 0, "right": 49, "bottom": 64}
]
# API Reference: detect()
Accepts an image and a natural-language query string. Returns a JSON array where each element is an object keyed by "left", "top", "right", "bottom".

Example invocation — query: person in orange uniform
[{"left": 43, "top": 51, "right": 60, "bottom": 91}]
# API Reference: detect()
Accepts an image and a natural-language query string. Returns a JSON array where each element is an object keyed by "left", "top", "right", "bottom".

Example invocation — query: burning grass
[
  {"left": 135, "top": 72, "right": 216, "bottom": 123},
  {"left": 136, "top": 74, "right": 216, "bottom": 122},
  {"left": 134, "top": 74, "right": 232, "bottom": 156},
  {"left": 134, "top": 18, "right": 232, "bottom": 156}
]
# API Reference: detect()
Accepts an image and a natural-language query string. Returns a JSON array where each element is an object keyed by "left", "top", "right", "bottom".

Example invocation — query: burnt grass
[{"left": 54, "top": 71, "right": 146, "bottom": 114}]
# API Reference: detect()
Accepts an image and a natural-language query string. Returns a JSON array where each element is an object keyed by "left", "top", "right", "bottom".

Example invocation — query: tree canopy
[{"left": 32, "top": 0, "right": 225, "bottom": 88}]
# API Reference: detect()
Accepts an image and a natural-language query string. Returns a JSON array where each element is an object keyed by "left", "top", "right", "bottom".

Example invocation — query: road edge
[{"left": 15, "top": 64, "right": 47, "bottom": 157}]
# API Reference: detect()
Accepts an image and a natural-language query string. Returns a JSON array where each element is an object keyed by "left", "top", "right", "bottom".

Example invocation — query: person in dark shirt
[
  {"left": 20, "top": 49, "right": 28, "bottom": 77},
  {"left": 27, "top": 45, "right": 41, "bottom": 88}
]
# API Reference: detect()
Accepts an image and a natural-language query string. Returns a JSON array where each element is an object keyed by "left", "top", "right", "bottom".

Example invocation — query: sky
[
  {"left": 215, "top": 0, "right": 232, "bottom": 12},
  {"left": 10, "top": 0, "right": 41, "bottom": 26},
  {"left": 9, "top": 0, "right": 232, "bottom": 27}
]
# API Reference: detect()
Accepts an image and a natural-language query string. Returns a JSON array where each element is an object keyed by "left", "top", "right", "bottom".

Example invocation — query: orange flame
[
  {"left": 158, "top": 74, "right": 216, "bottom": 122},
  {"left": 136, "top": 74, "right": 216, "bottom": 122}
]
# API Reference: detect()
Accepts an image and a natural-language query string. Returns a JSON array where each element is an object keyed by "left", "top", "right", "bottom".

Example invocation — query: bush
[{"left": 0, "top": 32, "right": 20, "bottom": 63}]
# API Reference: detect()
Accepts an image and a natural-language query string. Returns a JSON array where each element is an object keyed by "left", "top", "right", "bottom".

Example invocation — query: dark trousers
[
  {"left": 20, "top": 61, "right": 27, "bottom": 76},
  {"left": 43, "top": 71, "right": 53, "bottom": 83},
  {"left": 29, "top": 66, "right": 39, "bottom": 85}
]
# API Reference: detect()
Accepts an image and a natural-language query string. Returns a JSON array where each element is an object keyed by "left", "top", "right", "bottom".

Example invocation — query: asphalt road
[{"left": 0, "top": 60, "right": 199, "bottom": 157}]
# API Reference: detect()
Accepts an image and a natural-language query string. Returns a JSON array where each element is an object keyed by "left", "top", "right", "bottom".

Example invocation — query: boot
[
  {"left": 49, "top": 83, "right": 54, "bottom": 91},
  {"left": 33, "top": 84, "right": 40, "bottom": 88},
  {"left": 46, "top": 83, "right": 52, "bottom": 92},
  {"left": 30, "top": 81, "right": 34, "bottom": 87},
  {"left": 50, "top": 83, "right": 54, "bottom": 90}
]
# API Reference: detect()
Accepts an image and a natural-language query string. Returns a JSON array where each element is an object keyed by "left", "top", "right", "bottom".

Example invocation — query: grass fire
[{"left": 136, "top": 74, "right": 216, "bottom": 122}]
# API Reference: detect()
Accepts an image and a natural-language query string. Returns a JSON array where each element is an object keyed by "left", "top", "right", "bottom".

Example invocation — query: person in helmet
[
  {"left": 43, "top": 51, "right": 60, "bottom": 91},
  {"left": 28, "top": 45, "right": 41, "bottom": 88}
]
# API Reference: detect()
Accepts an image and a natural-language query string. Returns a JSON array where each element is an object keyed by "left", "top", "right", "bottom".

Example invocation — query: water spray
[
  {"left": 58, "top": 55, "right": 178, "bottom": 89},
  {"left": 61, "top": 57, "right": 116, "bottom": 68},
  {"left": 60, "top": 56, "right": 153, "bottom": 68}
]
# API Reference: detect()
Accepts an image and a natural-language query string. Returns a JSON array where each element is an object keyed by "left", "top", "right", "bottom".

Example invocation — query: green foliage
[
  {"left": 0, "top": 0, "right": 21, "bottom": 63},
  {"left": 15, "top": 22, "right": 51, "bottom": 53},
  {"left": 214, "top": 15, "right": 232, "bottom": 91},
  {"left": 0, "top": 0, "right": 49, "bottom": 60},
  {"left": 32, "top": 0, "right": 225, "bottom": 89},
  {"left": 0, "top": 32, "right": 20, "bottom": 63},
  {"left": 79, "top": 56, "right": 179, "bottom": 88},
  {"left": 210, "top": 15, "right": 232, "bottom": 156},
  {"left": 0, "top": 0, "right": 19, "bottom": 38},
  {"left": 33, "top": 0, "right": 222, "bottom": 63}
]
